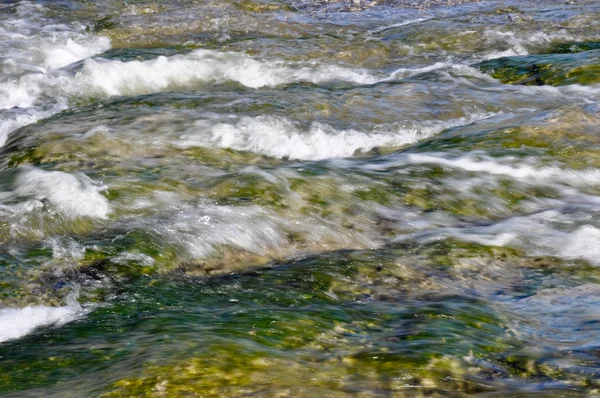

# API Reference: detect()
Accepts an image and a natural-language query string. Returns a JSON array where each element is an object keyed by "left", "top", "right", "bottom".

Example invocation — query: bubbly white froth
[
  {"left": 0, "top": 2, "right": 110, "bottom": 146},
  {"left": 375, "top": 149, "right": 600, "bottom": 266},
  {"left": 176, "top": 114, "right": 496, "bottom": 160},
  {"left": 0, "top": 49, "right": 381, "bottom": 146},
  {"left": 561, "top": 225, "right": 600, "bottom": 265},
  {"left": 74, "top": 49, "right": 380, "bottom": 97},
  {"left": 43, "top": 37, "right": 111, "bottom": 70},
  {"left": 13, "top": 168, "right": 110, "bottom": 219},
  {"left": 0, "top": 302, "right": 82, "bottom": 343},
  {"left": 0, "top": 107, "right": 66, "bottom": 146},
  {"left": 395, "top": 207, "right": 600, "bottom": 266},
  {"left": 0, "top": 6, "right": 110, "bottom": 76},
  {"left": 0, "top": 45, "right": 382, "bottom": 148}
]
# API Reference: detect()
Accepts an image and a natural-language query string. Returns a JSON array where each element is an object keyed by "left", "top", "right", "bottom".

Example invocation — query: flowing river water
[{"left": 1, "top": 0, "right": 600, "bottom": 396}]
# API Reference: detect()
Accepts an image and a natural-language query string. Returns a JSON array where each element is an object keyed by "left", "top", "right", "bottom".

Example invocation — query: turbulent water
[{"left": 1, "top": 0, "right": 600, "bottom": 396}]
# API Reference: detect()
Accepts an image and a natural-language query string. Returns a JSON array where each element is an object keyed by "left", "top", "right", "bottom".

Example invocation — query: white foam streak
[
  {"left": 208, "top": 117, "right": 406, "bottom": 159},
  {"left": 561, "top": 225, "right": 600, "bottom": 264},
  {"left": 389, "top": 62, "right": 497, "bottom": 82},
  {"left": 0, "top": 3, "right": 110, "bottom": 145},
  {"left": 369, "top": 18, "right": 430, "bottom": 35},
  {"left": 480, "top": 29, "right": 576, "bottom": 60},
  {"left": 379, "top": 150, "right": 600, "bottom": 265},
  {"left": 162, "top": 205, "right": 286, "bottom": 259},
  {"left": 390, "top": 62, "right": 451, "bottom": 79},
  {"left": 0, "top": 300, "right": 83, "bottom": 343},
  {"left": 132, "top": 198, "right": 378, "bottom": 262},
  {"left": 0, "top": 107, "right": 63, "bottom": 146},
  {"left": 43, "top": 37, "right": 111, "bottom": 70},
  {"left": 11, "top": 168, "right": 111, "bottom": 219},
  {"left": 372, "top": 152, "right": 600, "bottom": 187},
  {"left": 464, "top": 221, "right": 600, "bottom": 266},
  {"left": 0, "top": 5, "right": 110, "bottom": 75},
  {"left": 401, "top": 209, "right": 600, "bottom": 266},
  {"left": 75, "top": 49, "right": 379, "bottom": 97},
  {"left": 177, "top": 114, "right": 495, "bottom": 160}
]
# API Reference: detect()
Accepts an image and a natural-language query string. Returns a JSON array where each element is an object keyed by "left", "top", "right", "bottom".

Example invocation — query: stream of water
[{"left": 1, "top": 0, "right": 600, "bottom": 396}]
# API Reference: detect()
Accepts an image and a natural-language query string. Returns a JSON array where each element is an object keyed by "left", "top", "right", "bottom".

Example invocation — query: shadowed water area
[{"left": 1, "top": 0, "right": 600, "bottom": 396}]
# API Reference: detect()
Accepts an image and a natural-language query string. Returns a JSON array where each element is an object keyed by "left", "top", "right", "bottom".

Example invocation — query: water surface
[{"left": 1, "top": 0, "right": 600, "bottom": 396}]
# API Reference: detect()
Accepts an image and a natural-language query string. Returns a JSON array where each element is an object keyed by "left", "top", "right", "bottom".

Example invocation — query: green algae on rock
[{"left": 477, "top": 48, "right": 600, "bottom": 86}]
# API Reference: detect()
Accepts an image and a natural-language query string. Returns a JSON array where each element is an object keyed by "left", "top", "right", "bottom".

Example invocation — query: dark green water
[{"left": 1, "top": 0, "right": 600, "bottom": 396}]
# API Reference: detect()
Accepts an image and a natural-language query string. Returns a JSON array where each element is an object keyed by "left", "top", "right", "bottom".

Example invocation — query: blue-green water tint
[
  {"left": 0, "top": 249, "right": 575, "bottom": 395},
  {"left": 1, "top": 0, "right": 600, "bottom": 396},
  {"left": 1, "top": 244, "right": 598, "bottom": 396}
]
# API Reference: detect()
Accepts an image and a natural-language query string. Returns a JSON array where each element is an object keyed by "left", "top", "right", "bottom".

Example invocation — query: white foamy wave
[
  {"left": 0, "top": 3, "right": 110, "bottom": 75},
  {"left": 0, "top": 104, "right": 68, "bottom": 146},
  {"left": 0, "top": 49, "right": 384, "bottom": 142},
  {"left": 0, "top": 301, "right": 83, "bottom": 343},
  {"left": 1, "top": 49, "right": 376, "bottom": 115},
  {"left": 398, "top": 207, "right": 600, "bottom": 266},
  {"left": 409, "top": 153, "right": 600, "bottom": 185},
  {"left": 380, "top": 151, "right": 600, "bottom": 265},
  {"left": 0, "top": 2, "right": 110, "bottom": 146},
  {"left": 10, "top": 168, "right": 111, "bottom": 219},
  {"left": 371, "top": 152, "right": 600, "bottom": 186},
  {"left": 73, "top": 49, "right": 380, "bottom": 96},
  {"left": 389, "top": 62, "right": 496, "bottom": 81},
  {"left": 43, "top": 37, "right": 111, "bottom": 70},
  {"left": 479, "top": 29, "right": 576, "bottom": 60},
  {"left": 176, "top": 114, "right": 496, "bottom": 160},
  {"left": 561, "top": 225, "right": 600, "bottom": 265},
  {"left": 0, "top": 63, "right": 74, "bottom": 111},
  {"left": 0, "top": 74, "right": 44, "bottom": 110},
  {"left": 390, "top": 62, "right": 452, "bottom": 79}
]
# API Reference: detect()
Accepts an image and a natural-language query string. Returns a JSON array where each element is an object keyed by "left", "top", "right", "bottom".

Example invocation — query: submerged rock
[{"left": 477, "top": 47, "right": 600, "bottom": 86}]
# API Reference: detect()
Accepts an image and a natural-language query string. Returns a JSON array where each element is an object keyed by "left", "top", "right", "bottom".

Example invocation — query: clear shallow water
[{"left": 1, "top": 0, "right": 600, "bottom": 396}]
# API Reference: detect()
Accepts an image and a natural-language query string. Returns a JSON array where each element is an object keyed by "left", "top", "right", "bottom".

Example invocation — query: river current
[{"left": 1, "top": 0, "right": 600, "bottom": 396}]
